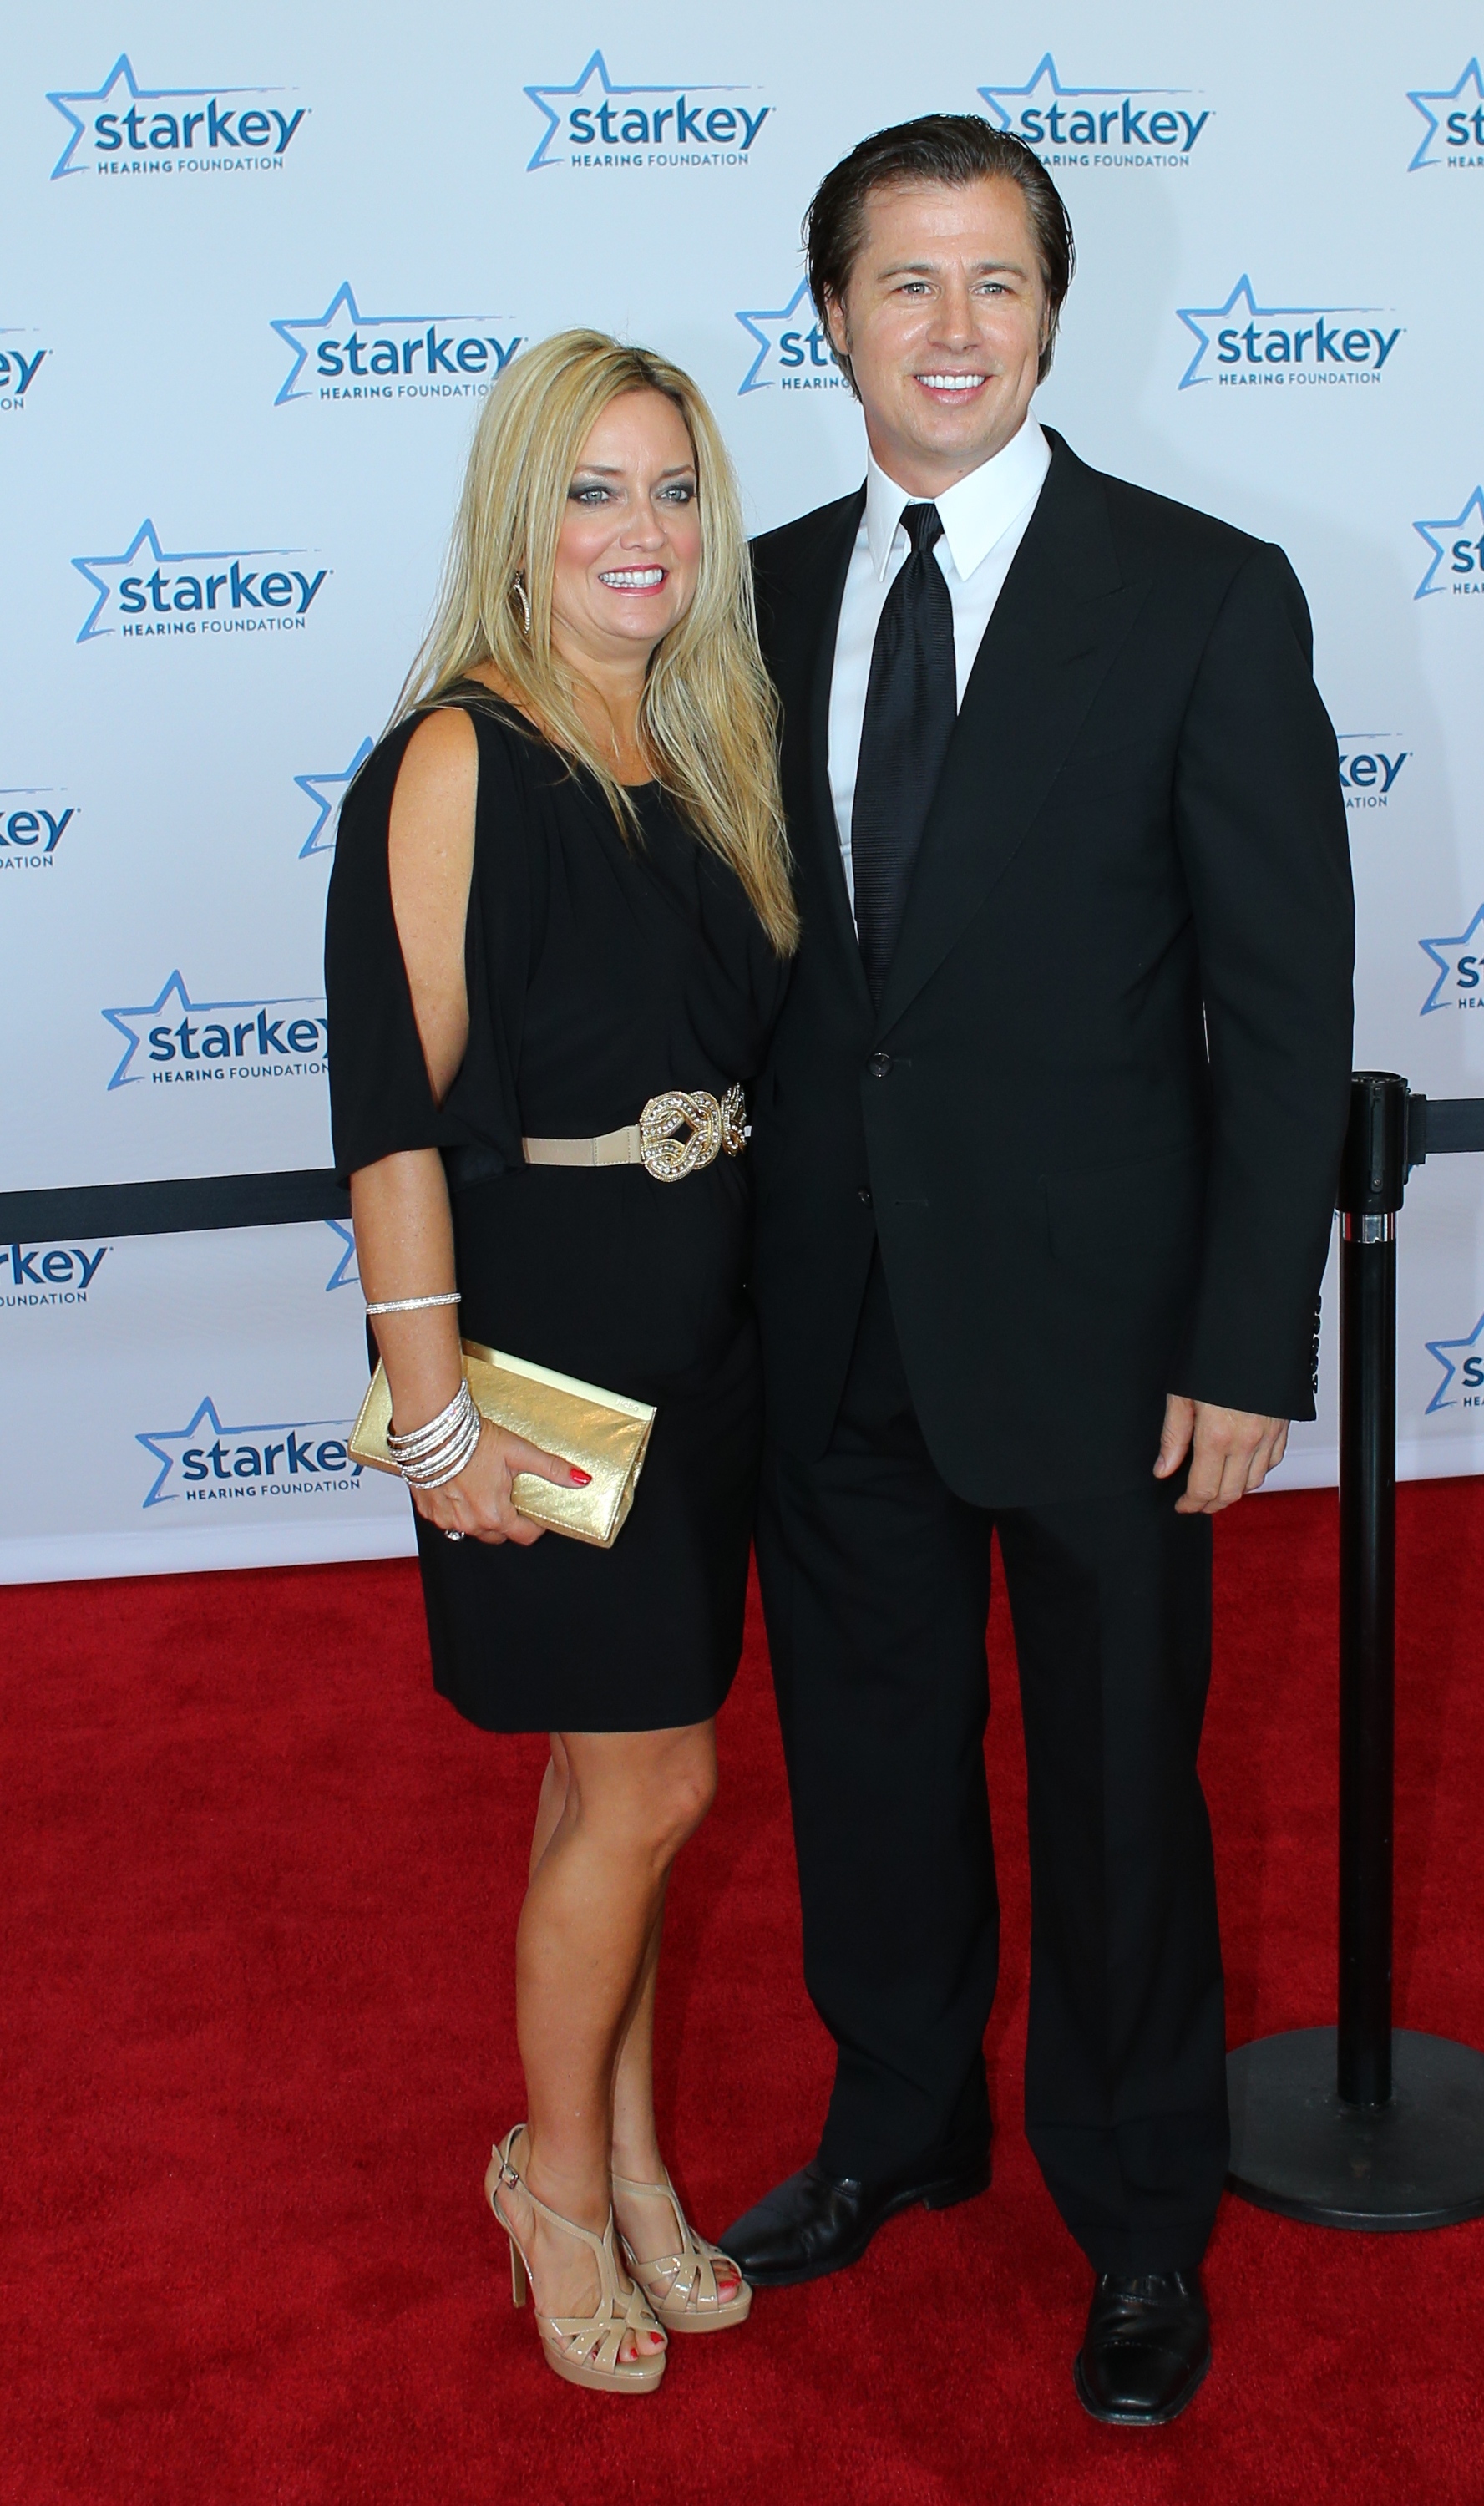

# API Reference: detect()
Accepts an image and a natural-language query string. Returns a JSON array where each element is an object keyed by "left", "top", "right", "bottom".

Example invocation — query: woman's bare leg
[
  {"left": 606, "top": 1854, "right": 742, "bottom": 2292},
  {"left": 610, "top": 1904, "right": 666, "bottom": 2184},
  {"left": 495, "top": 1719, "right": 717, "bottom": 2351},
  {"left": 528, "top": 1734, "right": 571, "bottom": 1880}
]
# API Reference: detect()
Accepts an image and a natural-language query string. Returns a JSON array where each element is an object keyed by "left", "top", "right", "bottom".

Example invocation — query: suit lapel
[
  {"left": 875, "top": 434, "right": 1149, "bottom": 1036},
  {"left": 771, "top": 490, "right": 872, "bottom": 1016}
]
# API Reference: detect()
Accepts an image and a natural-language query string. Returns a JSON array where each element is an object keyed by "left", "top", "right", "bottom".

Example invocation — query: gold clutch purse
[{"left": 349, "top": 1340, "right": 656, "bottom": 1549}]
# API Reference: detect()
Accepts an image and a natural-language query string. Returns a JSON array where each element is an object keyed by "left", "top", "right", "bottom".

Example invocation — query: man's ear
[{"left": 823, "top": 291, "right": 851, "bottom": 358}]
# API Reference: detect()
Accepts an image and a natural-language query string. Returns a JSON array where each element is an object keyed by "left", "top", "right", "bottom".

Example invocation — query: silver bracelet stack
[{"left": 386, "top": 1380, "right": 482, "bottom": 1488}]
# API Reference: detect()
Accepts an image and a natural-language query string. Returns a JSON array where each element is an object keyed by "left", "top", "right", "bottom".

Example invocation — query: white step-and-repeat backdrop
[{"left": 4, "top": 0, "right": 1482, "bottom": 1582}]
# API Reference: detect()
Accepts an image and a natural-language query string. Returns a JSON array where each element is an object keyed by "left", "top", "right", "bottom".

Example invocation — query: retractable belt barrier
[
  {"left": 6, "top": 1087, "right": 1484, "bottom": 2233},
  {"left": 1228, "top": 1078, "right": 1484, "bottom": 2231},
  {"left": 0, "top": 1169, "right": 348, "bottom": 1245}
]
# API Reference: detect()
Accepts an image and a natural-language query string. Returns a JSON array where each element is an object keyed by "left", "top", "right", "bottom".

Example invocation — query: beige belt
[{"left": 524, "top": 1083, "right": 747, "bottom": 1184}]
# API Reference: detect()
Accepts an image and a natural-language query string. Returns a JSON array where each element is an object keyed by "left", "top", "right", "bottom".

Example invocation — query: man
[{"left": 723, "top": 119, "right": 1353, "bottom": 2423}]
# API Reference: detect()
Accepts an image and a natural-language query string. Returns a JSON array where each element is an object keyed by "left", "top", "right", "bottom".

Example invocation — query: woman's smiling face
[{"left": 550, "top": 388, "right": 701, "bottom": 669}]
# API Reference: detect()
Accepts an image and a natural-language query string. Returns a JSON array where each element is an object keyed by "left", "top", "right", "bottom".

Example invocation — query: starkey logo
[
  {"left": 2, "top": 1240, "right": 109, "bottom": 1312},
  {"left": 73, "top": 520, "right": 328, "bottom": 644},
  {"left": 1408, "top": 60, "right": 1484, "bottom": 170},
  {"left": 0, "top": 327, "right": 47, "bottom": 413},
  {"left": 736, "top": 280, "right": 849, "bottom": 396},
  {"left": 525, "top": 50, "right": 771, "bottom": 170},
  {"left": 137, "top": 1396, "right": 363, "bottom": 1509},
  {"left": 1338, "top": 736, "right": 1411, "bottom": 811},
  {"left": 296, "top": 740, "right": 372, "bottom": 857},
  {"left": 102, "top": 971, "right": 328, "bottom": 1092},
  {"left": 46, "top": 53, "right": 307, "bottom": 180},
  {"left": 1413, "top": 488, "right": 1484, "bottom": 598},
  {"left": 0, "top": 787, "right": 77, "bottom": 872},
  {"left": 1175, "top": 277, "right": 1401, "bottom": 390},
  {"left": 977, "top": 54, "right": 1210, "bottom": 169},
  {"left": 1420, "top": 906, "right": 1484, "bottom": 1015},
  {"left": 271, "top": 283, "right": 522, "bottom": 408},
  {"left": 1425, "top": 1311, "right": 1484, "bottom": 1413}
]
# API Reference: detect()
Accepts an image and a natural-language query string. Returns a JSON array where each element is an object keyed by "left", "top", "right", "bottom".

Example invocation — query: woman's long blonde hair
[{"left": 395, "top": 329, "right": 797, "bottom": 956}]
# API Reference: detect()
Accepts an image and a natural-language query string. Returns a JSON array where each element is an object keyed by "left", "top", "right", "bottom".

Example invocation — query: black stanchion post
[
  {"left": 1336, "top": 1073, "right": 1405, "bottom": 2109},
  {"left": 1225, "top": 1073, "right": 1484, "bottom": 2229}
]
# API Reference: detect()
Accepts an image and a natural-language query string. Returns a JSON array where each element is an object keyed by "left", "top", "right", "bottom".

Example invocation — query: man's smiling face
[{"left": 826, "top": 175, "right": 1049, "bottom": 495}]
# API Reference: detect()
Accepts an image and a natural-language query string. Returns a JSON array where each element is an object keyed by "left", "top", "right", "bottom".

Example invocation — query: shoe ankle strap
[{"left": 494, "top": 2128, "right": 615, "bottom": 2265}]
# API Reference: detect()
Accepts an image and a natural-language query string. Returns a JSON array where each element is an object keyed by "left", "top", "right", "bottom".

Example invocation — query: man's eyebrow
[{"left": 874, "top": 256, "right": 1030, "bottom": 280}]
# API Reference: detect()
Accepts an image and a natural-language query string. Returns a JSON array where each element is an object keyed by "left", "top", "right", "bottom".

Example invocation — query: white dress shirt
[{"left": 828, "top": 417, "right": 1051, "bottom": 908}]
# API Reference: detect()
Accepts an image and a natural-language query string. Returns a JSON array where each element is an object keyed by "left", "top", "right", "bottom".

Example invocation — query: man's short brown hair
[{"left": 804, "top": 115, "right": 1076, "bottom": 395}]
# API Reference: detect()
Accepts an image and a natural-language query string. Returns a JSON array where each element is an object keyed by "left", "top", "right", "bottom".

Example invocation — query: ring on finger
[{"left": 444, "top": 1527, "right": 464, "bottom": 1542}]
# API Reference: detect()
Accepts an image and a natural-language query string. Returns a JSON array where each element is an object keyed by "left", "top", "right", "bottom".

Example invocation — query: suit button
[
  {"left": 869, "top": 1051, "right": 892, "bottom": 1078},
  {"left": 858, "top": 1187, "right": 872, "bottom": 1206}
]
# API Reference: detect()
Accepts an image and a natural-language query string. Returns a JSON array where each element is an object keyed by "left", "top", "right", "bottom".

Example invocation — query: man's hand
[{"left": 1154, "top": 1396, "right": 1289, "bottom": 1515}]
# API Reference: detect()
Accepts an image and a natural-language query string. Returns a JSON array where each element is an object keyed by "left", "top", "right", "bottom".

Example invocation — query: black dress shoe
[
  {"left": 1073, "top": 2271, "right": 1211, "bottom": 2426},
  {"left": 720, "top": 2130, "right": 991, "bottom": 2289}
]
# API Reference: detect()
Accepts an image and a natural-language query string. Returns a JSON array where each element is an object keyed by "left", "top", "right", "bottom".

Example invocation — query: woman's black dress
[{"left": 324, "top": 695, "right": 789, "bottom": 1733}]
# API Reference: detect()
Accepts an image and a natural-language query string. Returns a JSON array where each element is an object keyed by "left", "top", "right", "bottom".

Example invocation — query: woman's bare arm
[{"left": 349, "top": 710, "right": 576, "bottom": 1544}]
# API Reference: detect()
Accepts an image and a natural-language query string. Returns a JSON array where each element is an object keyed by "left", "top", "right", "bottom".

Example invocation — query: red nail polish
[{"left": 570, "top": 1468, "right": 592, "bottom": 1487}]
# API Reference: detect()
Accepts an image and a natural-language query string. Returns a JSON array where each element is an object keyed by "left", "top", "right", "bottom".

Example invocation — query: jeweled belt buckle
[{"left": 639, "top": 1083, "right": 747, "bottom": 1182}]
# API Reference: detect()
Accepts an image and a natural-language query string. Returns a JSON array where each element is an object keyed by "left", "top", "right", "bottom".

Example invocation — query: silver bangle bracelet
[
  {"left": 400, "top": 1418, "right": 481, "bottom": 1489},
  {"left": 387, "top": 1382, "right": 468, "bottom": 1457},
  {"left": 366, "top": 1291, "right": 461, "bottom": 1316},
  {"left": 387, "top": 1380, "right": 483, "bottom": 1489}
]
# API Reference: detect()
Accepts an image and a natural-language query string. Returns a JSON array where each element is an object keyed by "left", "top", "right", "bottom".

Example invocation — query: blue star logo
[
  {"left": 45, "top": 52, "right": 265, "bottom": 180},
  {"left": 1412, "top": 486, "right": 1484, "bottom": 599},
  {"left": 295, "top": 738, "right": 373, "bottom": 857},
  {"left": 71, "top": 518, "right": 296, "bottom": 642},
  {"left": 979, "top": 51, "right": 1171, "bottom": 123},
  {"left": 269, "top": 282, "right": 514, "bottom": 407},
  {"left": 1418, "top": 901, "right": 1484, "bottom": 1013},
  {"left": 735, "top": 278, "right": 819, "bottom": 394},
  {"left": 136, "top": 1396, "right": 357, "bottom": 1506},
  {"left": 1174, "top": 275, "right": 1373, "bottom": 390},
  {"left": 1406, "top": 58, "right": 1484, "bottom": 172},
  {"left": 1423, "top": 1311, "right": 1484, "bottom": 1414},
  {"left": 101, "top": 970, "right": 322, "bottom": 1090},
  {"left": 324, "top": 1220, "right": 358, "bottom": 1292},
  {"left": 524, "top": 49, "right": 749, "bottom": 171}
]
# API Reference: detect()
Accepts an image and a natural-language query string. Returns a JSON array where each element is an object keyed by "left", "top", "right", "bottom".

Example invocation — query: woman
[{"left": 324, "top": 332, "right": 795, "bottom": 2395}]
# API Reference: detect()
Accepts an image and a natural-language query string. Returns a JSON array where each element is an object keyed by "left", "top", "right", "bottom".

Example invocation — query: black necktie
[{"left": 849, "top": 501, "right": 957, "bottom": 1003}]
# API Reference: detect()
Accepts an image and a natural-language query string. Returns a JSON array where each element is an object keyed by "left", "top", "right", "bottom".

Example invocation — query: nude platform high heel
[
  {"left": 610, "top": 2166, "right": 752, "bottom": 2333},
  {"left": 485, "top": 2126, "right": 667, "bottom": 2395}
]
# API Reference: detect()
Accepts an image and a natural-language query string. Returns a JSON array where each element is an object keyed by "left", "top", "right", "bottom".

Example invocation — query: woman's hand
[{"left": 411, "top": 1418, "right": 590, "bottom": 1545}]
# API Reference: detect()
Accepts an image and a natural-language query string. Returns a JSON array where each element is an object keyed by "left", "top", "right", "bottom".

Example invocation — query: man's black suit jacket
[{"left": 748, "top": 428, "right": 1355, "bottom": 1509}]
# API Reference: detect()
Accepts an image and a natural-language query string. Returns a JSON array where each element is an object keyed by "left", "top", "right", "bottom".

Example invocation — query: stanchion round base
[{"left": 1227, "top": 2027, "right": 1484, "bottom": 2229}]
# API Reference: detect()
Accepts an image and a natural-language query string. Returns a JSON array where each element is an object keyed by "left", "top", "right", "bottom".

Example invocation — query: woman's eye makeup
[{"left": 566, "top": 475, "right": 696, "bottom": 507}]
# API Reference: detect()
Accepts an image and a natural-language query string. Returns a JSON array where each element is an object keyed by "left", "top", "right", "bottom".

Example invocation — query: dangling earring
[{"left": 512, "top": 573, "right": 531, "bottom": 635}]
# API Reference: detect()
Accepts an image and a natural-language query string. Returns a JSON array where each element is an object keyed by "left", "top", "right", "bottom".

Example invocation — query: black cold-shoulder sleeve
[{"left": 323, "top": 704, "right": 533, "bottom": 1183}]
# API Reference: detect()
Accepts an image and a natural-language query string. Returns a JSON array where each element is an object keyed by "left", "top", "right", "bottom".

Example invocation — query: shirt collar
[{"left": 864, "top": 417, "right": 1051, "bottom": 582}]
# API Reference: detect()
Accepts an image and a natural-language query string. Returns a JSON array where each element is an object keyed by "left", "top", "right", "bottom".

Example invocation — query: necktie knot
[{"left": 901, "top": 501, "right": 944, "bottom": 558}]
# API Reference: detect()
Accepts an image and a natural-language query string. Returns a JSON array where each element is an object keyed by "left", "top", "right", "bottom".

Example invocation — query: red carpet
[{"left": 4, "top": 1481, "right": 1484, "bottom": 2504}]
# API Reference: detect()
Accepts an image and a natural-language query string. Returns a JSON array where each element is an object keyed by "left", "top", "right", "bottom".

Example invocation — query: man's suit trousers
[{"left": 754, "top": 1251, "right": 1230, "bottom": 2275}]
